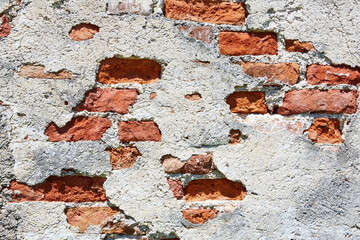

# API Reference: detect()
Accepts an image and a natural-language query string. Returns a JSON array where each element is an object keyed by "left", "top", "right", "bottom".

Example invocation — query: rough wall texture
[{"left": 0, "top": 0, "right": 359, "bottom": 239}]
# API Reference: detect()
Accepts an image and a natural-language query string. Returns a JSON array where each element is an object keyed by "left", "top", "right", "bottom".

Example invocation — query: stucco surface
[{"left": 0, "top": 0, "right": 359, "bottom": 239}]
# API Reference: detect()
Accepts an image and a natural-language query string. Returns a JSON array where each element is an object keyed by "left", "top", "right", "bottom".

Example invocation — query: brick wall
[{"left": 0, "top": 0, "right": 359, "bottom": 239}]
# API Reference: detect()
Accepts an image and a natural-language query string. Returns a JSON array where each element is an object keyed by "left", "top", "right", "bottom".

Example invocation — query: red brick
[
  {"left": 66, "top": 207, "right": 145, "bottom": 234},
  {"left": 97, "top": 58, "right": 161, "bottom": 84},
  {"left": 184, "top": 179, "right": 247, "bottom": 201},
  {"left": 182, "top": 208, "right": 217, "bottom": 224},
  {"left": 118, "top": 121, "right": 161, "bottom": 142},
  {"left": 226, "top": 92, "right": 267, "bottom": 114},
  {"left": 181, "top": 153, "right": 214, "bottom": 175},
  {"left": 307, "top": 64, "right": 360, "bottom": 85},
  {"left": 241, "top": 62, "right": 299, "bottom": 85},
  {"left": 0, "top": 14, "right": 11, "bottom": 38},
  {"left": 162, "top": 155, "right": 185, "bottom": 174},
  {"left": 45, "top": 116, "right": 112, "bottom": 142},
  {"left": 306, "top": 118, "right": 342, "bottom": 144},
  {"left": 164, "top": 0, "right": 246, "bottom": 25},
  {"left": 178, "top": 26, "right": 212, "bottom": 44},
  {"left": 18, "top": 65, "right": 72, "bottom": 79},
  {"left": 285, "top": 40, "right": 315, "bottom": 53},
  {"left": 106, "top": 146, "right": 142, "bottom": 170},
  {"left": 277, "top": 89, "right": 358, "bottom": 115},
  {"left": 219, "top": 32, "right": 278, "bottom": 55},
  {"left": 185, "top": 93, "right": 202, "bottom": 100},
  {"left": 9, "top": 176, "right": 106, "bottom": 202},
  {"left": 167, "top": 178, "right": 184, "bottom": 199},
  {"left": 69, "top": 23, "right": 99, "bottom": 41},
  {"left": 229, "top": 129, "right": 241, "bottom": 144},
  {"left": 66, "top": 207, "right": 119, "bottom": 232},
  {"left": 74, "top": 88, "right": 138, "bottom": 114},
  {"left": 150, "top": 92, "right": 157, "bottom": 100}
]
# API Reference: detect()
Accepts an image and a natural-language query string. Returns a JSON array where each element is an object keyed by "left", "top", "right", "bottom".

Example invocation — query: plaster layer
[{"left": 0, "top": 0, "right": 359, "bottom": 239}]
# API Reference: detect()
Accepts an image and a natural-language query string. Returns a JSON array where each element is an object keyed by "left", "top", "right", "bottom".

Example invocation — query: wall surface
[{"left": 0, "top": 0, "right": 360, "bottom": 239}]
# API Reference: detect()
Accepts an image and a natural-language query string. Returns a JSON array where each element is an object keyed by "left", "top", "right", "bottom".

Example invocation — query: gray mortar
[{"left": 0, "top": 0, "right": 359, "bottom": 239}]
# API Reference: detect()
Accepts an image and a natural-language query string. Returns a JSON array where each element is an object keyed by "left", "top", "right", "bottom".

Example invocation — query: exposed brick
[
  {"left": 162, "top": 153, "right": 213, "bottom": 174},
  {"left": 226, "top": 92, "right": 267, "bottom": 114},
  {"left": 97, "top": 58, "right": 161, "bottom": 84},
  {"left": 307, "top": 64, "right": 360, "bottom": 85},
  {"left": 74, "top": 88, "right": 138, "bottom": 114},
  {"left": 66, "top": 207, "right": 119, "bottom": 233},
  {"left": 241, "top": 62, "right": 299, "bottom": 85},
  {"left": 167, "top": 178, "right": 184, "bottom": 199},
  {"left": 18, "top": 65, "right": 72, "bottom": 79},
  {"left": 101, "top": 219, "right": 145, "bottom": 235},
  {"left": 182, "top": 208, "right": 217, "bottom": 224},
  {"left": 162, "top": 155, "right": 185, "bottom": 174},
  {"left": 178, "top": 26, "right": 212, "bottom": 44},
  {"left": 0, "top": 14, "right": 11, "bottom": 38},
  {"left": 66, "top": 207, "right": 144, "bottom": 234},
  {"left": 184, "top": 179, "right": 246, "bottom": 201},
  {"left": 107, "top": 146, "right": 142, "bottom": 170},
  {"left": 164, "top": 0, "right": 246, "bottom": 25},
  {"left": 277, "top": 89, "right": 358, "bottom": 115},
  {"left": 219, "top": 32, "right": 278, "bottom": 56},
  {"left": 9, "top": 176, "right": 106, "bottom": 202},
  {"left": 181, "top": 153, "right": 214, "bottom": 175},
  {"left": 229, "top": 129, "right": 241, "bottom": 144},
  {"left": 45, "top": 116, "right": 112, "bottom": 142},
  {"left": 69, "top": 23, "right": 99, "bottom": 41},
  {"left": 185, "top": 93, "right": 202, "bottom": 100},
  {"left": 118, "top": 121, "right": 161, "bottom": 142},
  {"left": 150, "top": 92, "right": 157, "bottom": 100},
  {"left": 306, "top": 118, "right": 343, "bottom": 144},
  {"left": 285, "top": 40, "right": 315, "bottom": 53}
]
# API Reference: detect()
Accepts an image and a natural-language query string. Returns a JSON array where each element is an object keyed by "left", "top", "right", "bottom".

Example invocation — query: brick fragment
[
  {"left": 307, "top": 64, "right": 360, "bottom": 85},
  {"left": 118, "top": 121, "right": 161, "bottom": 142},
  {"left": 0, "top": 14, "right": 11, "bottom": 38},
  {"left": 185, "top": 93, "right": 202, "bottom": 100},
  {"left": 69, "top": 23, "right": 99, "bottom": 41},
  {"left": 167, "top": 178, "right": 184, "bottom": 199},
  {"left": 162, "top": 155, "right": 185, "bottom": 174},
  {"left": 184, "top": 179, "right": 246, "bottom": 201},
  {"left": 45, "top": 116, "right": 112, "bottom": 142},
  {"left": 306, "top": 118, "right": 343, "bottom": 144},
  {"left": 226, "top": 92, "right": 267, "bottom": 114},
  {"left": 219, "top": 32, "right": 278, "bottom": 55},
  {"left": 164, "top": 0, "right": 246, "bottom": 25},
  {"left": 241, "top": 62, "right": 299, "bottom": 85},
  {"left": 285, "top": 40, "right": 314, "bottom": 53},
  {"left": 97, "top": 58, "right": 161, "bottom": 84},
  {"left": 150, "top": 92, "right": 157, "bottom": 100},
  {"left": 181, "top": 153, "right": 214, "bottom": 175},
  {"left": 107, "top": 146, "right": 142, "bottom": 170},
  {"left": 277, "top": 89, "right": 358, "bottom": 115},
  {"left": 9, "top": 176, "right": 106, "bottom": 202},
  {"left": 178, "top": 26, "right": 212, "bottom": 44},
  {"left": 229, "top": 129, "right": 241, "bottom": 144},
  {"left": 66, "top": 207, "right": 119, "bottom": 232},
  {"left": 74, "top": 88, "right": 138, "bottom": 114},
  {"left": 182, "top": 208, "right": 217, "bottom": 224},
  {"left": 66, "top": 207, "right": 144, "bottom": 234},
  {"left": 18, "top": 65, "right": 72, "bottom": 79}
]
